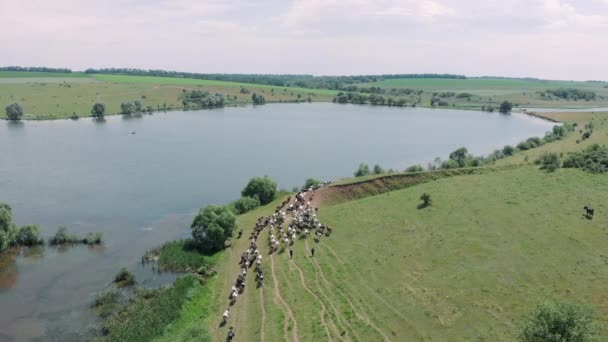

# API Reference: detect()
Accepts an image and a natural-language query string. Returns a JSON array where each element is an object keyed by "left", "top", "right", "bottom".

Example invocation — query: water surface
[{"left": 0, "top": 103, "right": 555, "bottom": 340}]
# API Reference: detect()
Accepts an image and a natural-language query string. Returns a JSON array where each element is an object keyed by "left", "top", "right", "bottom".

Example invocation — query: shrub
[
  {"left": 50, "top": 226, "right": 70, "bottom": 245},
  {"left": 191, "top": 205, "right": 236, "bottom": 253},
  {"left": 518, "top": 302, "right": 596, "bottom": 342},
  {"left": 419, "top": 193, "right": 432, "bottom": 208},
  {"left": 5, "top": 103, "right": 24, "bottom": 120},
  {"left": 499, "top": 101, "right": 513, "bottom": 113},
  {"left": 563, "top": 144, "right": 608, "bottom": 173},
  {"left": 372, "top": 164, "right": 385, "bottom": 175},
  {"left": 157, "top": 240, "right": 213, "bottom": 272},
  {"left": 93, "top": 290, "right": 121, "bottom": 318},
  {"left": 114, "top": 268, "right": 136, "bottom": 287},
  {"left": 84, "top": 232, "right": 103, "bottom": 245},
  {"left": 449, "top": 147, "right": 470, "bottom": 167},
  {"left": 303, "top": 178, "right": 321, "bottom": 189},
  {"left": 241, "top": 176, "right": 277, "bottom": 205},
  {"left": 16, "top": 225, "right": 43, "bottom": 246},
  {"left": 405, "top": 165, "right": 424, "bottom": 172},
  {"left": 354, "top": 163, "right": 371, "bottom": 177},
  {"left": 535, "top": 153, "right": 561, "bottom": 172},
  {"left": 231, "top": 196, "right": 260, "bottom": 215},
  {"left": 91, "top": 103, "right": 105, "bottom": 118},
  {"left": 441, "top": 159, "right": 460, "bottom": 169}
]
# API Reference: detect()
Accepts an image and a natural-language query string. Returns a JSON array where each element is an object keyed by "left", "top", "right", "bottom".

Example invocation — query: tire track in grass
[
  {"left": 270, "top": 253, "right": 299, "bottom": 342},
  {"left": 307, "top": 240, "right": 389, "bottom": 342},
  {"left": 304, "top": 240, "right": 358, "bottom": 342},
  {"left": 291, "top": 257, "right": 333, "bottom": 342},
  {"left": 258, "top": 286, "right": 266, "bottom": 342}
]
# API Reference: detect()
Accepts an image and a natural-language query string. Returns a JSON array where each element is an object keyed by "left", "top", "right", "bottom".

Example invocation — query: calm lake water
[{"left": 0, "top": 103, "right": 555, "bottom": 340}]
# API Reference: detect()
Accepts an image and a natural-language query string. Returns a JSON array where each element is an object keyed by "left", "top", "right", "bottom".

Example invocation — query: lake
[{"left": 0, "top": 103, "right": 555, "bottom": 340}]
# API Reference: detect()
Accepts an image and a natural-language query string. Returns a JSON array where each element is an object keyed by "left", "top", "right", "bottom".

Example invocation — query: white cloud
[{"left": 0, "top": 0, "right": 607, "bottom": 80}]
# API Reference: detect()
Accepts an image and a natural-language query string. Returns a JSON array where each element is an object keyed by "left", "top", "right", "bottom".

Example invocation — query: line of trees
[
  {"left": 0, "top": 66, "right": 72, "bottom": 73},
  {"left": 181, "top": 90, "right": 225, "bottom": 109},
  {"left": 84, "top": 67, "right": 465, "bottom": 90},
  {"left": 540, "top": 88, "right": 597, "bottom": 101}
]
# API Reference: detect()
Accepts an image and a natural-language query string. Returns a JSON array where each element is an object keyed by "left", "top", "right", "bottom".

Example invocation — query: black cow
[{"left": 584, "top": 206, "right": 594, "bottom": 219}]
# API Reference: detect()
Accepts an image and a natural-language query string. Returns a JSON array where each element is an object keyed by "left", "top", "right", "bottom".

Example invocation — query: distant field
[
  {"left": 0, "top": 72, "right": 336, "bottom": 119},
  {"left": 357, "top": 78, "right": 608, "bottom": 110},
  {"left": 93, "top": 74, "right": 338, "bottom": 96}
]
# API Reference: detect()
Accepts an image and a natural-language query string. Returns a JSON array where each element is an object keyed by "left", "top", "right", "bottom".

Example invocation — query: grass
[
  {"left": 157, "top": 240, "right": 218, "bottom": 272},
  {"left": 314, "top": 165, "right": 608, "bottom": 340},
  {"left": 113, "top": 268, "right": 136, "bottom": 288},
  {"left": 0, "top": 72, "right": 336, "bottom": 119},
  {"left": 356, "top": 78, "right": 608, "bottom": 109}
]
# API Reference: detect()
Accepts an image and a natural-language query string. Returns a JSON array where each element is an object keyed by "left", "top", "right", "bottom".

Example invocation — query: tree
[
  {"left": 503, "top": 145, "right": 515, "bottom": 156},
  {"left": 121, "top": 102, "right": 136, "bottom": 114},
  {"left": 303, "top": 178, "right": 321, "bottom": 189},
  {"left": 499, "top": 101, "right": 513, "bottom": 113},
  {"left": 241, "top": 176, "right": 277, "bottom": 205},
  {"left": 0, "top": 203, "right": 17, "bottom": 252},
  {"left": 519, "top": 302, "right": 596, "bottom": 342},
  {"left": 5, "top": 103, "right": 24, "bottom": 120},
  {"left": 449, "top": 147, "right": 470, "bottom": 167},
  {"left": 231, "top": 196, "right": 261, "bottom": 215},
  {"left": 191, "top": 205, "right": 237, "bottom": 252},
  {"left": 252, "top": 93, "right": 266, "bottom": 105},
  {"left": 419, "top": 193, "right": 432, "bottom": 208},
  {"left": 354, "top": 163, "right": 371, "bottom": 177},
  {"left": 134, "top": 100, "right": 142, "bottom": 112},
  {"left": 372, "top": 164, "right": 385, "bottom": 175},
  {"left": 16, "top": 225, "right": 43, "bottom": 246},
  {"left": 91, "top": 103, "right": 106, "bottom": 118}
]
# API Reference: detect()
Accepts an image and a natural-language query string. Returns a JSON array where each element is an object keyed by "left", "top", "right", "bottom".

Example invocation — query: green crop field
[
  {"left": 0, "top": 72, "right": 336, "bottom": 119},
  {"left": 357, "top": 78, "right": 608, "bottom": 110},
  {"left": 144, "top": 111, "right": 608, "bottom": 342}
]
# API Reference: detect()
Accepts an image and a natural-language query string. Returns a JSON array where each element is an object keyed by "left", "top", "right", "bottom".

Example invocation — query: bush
[
  {"left": 91, "top": 102, "right": 105, "bottom": 118},
  {"left": 563, "top": 144, "right": 608, "bottom": 173},
  {"left": 419, "top": 193, "right": 432, "bottom": 209},
  {"left": 191, "top": 205, "right": 236, "bottom": 253},
  {"left": 519, "top": 302, "right": 596, "bottom": 342},
  {"left": 441, "top": 159, "right": 460, "bottom": 169},
  {"left": 16, "top": 225, "right": 43, "bottom": 246},
  {"left": 372, "top": 164, "right": 385, "bottom": 175},
  {"left": 114, "top": 268, "right": 136, "bottom": 287},
  {"left": 93, "top": 290, "right": 121, "bottom": 318},
  {"left": 157, "top": 240, "right": 213, "bottom": 272},
  {"left": 499, "top": 101, "right": 513, "bottom": 113},
  {"left": 535, "top": 153, "right": 561, "bottom": 172},
  {"left": 354, "top": 163, "right": 371, "bottom": 177},
  {"left": 231, "top": 196, "right": 261, "bottom": 215},
  {"left": 84, "top": 232, "right": 103, "bottom": 245},
  {"left": 5, "top": 103, "right": 24, "bottom": 120},
  {"left": 405, "top": 165, "right": 424, "bottom": 172},
  {"left": 303, "top": 178, "right": 321, "bottom": 189},
  {"left": 241, "top": 176, "right": 277, "bottom": 205}
]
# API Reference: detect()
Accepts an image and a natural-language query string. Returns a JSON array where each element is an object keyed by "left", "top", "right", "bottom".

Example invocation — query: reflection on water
[{"left": 0, "top": 249, "right": 19, "bottom": 290}]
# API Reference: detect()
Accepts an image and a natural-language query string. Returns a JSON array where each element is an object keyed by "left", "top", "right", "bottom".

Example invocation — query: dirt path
[
  {"left": 291, "top": 258, "right": 333, "bottom": 342},
  {"left": 270, "top": 254, "right": 299, "bottom": 342},
  {"left": 258, "top": 286, "right": 266, "bottom": 342}
]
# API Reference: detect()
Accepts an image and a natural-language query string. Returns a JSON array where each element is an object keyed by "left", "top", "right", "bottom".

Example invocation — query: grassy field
[
  {"left": 2, "top": 71, "right": 608, "bottom": 119},
  {"left": 0, "top": 73, "right": 336, "bottom": 119},
  {"left": 143, "top": 111, "right": 608, "bottom": 342},
  {"left": 358, "top": 78, "right": 608, "bottom": 110}
]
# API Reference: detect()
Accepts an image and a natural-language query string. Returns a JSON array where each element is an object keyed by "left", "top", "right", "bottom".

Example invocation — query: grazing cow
[
  {"left": 584, "top": 206, "right": 595, "bottom": 219},
  {"left": 222, "top": 309, "right": 230, "bottom": 324}
]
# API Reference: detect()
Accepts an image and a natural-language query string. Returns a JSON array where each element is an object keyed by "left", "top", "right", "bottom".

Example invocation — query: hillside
[
  {"left": 2, "top": 71, "right": 608, "bottom": 119},
  {"left": 139, "top": 111, "right": 608, "bottom": 341},
  {"left": 0, "top": 72, "right": 335, "bottom": 119}
]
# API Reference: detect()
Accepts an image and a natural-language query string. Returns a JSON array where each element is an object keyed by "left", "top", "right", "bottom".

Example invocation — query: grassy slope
[
  {"left": 357, "top": 78, "right": 608, "bottom": 109},
  {"left": 163, "top": 111, "right": 608, "bottom": 342},
  {"left": 0, "top": 73, "right": 336, "bottom": 119},
  {"left": 318, "top": 166, "right": 608, "bottom": 341}
]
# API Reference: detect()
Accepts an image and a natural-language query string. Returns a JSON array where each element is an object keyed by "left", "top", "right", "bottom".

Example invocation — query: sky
[{"left": 1, "top": 0, "right": 607, "bottom": 80}]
